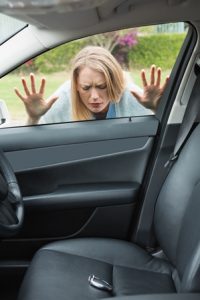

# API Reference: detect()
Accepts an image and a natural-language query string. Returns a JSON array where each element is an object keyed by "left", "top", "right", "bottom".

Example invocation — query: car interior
[{"left": 0, "top": 0, "right": 200, "bottom": 300}]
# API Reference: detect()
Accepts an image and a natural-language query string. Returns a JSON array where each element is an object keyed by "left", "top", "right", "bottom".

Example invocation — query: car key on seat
[{"left": 88, "top": 274, "right": 112, "bottom": 292}]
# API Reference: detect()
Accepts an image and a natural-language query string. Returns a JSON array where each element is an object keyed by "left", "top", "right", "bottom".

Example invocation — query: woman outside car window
[{"left": 14, "top": 46, "right": 169, "bottom": 125}]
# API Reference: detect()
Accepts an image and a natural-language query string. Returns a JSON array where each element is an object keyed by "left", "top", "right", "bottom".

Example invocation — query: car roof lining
[{"left": 0, "top": 0, "right": 199, "bottom": 31}]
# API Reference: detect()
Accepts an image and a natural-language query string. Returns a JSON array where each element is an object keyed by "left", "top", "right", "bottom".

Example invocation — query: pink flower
[
  {"left": 118, "top": 31, "right": 138, "bottom": 48},
  {"left": 25, "top": 59, "right": 33, "bottom": 67}
]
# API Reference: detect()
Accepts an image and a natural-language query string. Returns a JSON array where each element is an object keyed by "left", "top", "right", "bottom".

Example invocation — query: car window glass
[{"left": 0, "top": 22, "right": 188, "bottom": 127}]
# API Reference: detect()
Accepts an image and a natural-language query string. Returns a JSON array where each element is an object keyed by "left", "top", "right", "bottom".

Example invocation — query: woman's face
[{"left": 76, "top": 66, "right": 110, "bottom": 114}]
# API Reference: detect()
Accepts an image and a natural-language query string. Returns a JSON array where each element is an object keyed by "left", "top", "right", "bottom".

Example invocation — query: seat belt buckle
[
  {"left": 88, "top": 274, "right": 112, "bottom": 292},
  {"left": 164, "top": 154, "right": 178, "bottom": 168}
]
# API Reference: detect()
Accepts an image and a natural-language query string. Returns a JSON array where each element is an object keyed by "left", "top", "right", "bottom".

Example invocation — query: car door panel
[
  {"left": 23, "top": 182, "right": 139, "bottom": 209},
  {"left": 0, "top": 116, "right": 158, "bottom": 259},
  {"left": 0, "top": 116, "right": 157, "bottom": 151}
]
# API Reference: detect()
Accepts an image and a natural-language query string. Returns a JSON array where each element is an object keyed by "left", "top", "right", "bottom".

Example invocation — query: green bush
[
  {"left": 17, "top": 33, "right": 187, "bottom": 74},
  {"left": 128, "top": 33, "right": 186, "bottom": 69},
  {"left": 33, "top": 39, "right": 86, "bottom": 74}
]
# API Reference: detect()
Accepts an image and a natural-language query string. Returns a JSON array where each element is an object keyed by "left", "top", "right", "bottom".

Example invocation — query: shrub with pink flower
[
  {"left": 114, "top": 29, "right": 138, "bottom": 69},
  {"left": 117, "top": 31, "right": 138, "bottom": 48},
  {"left": 85, "top": 28, "right": 138, "bottom": 69},
  {"left": 17, "top": 59, "right": 37, "bottom": 75}
]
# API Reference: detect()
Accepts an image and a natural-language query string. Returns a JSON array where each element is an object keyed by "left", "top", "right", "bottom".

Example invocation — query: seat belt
[{"left": 165, "top": 63, "right": 200, "bottom": 169}]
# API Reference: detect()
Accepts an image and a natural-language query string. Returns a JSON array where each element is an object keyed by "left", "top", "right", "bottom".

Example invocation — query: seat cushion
[{"left": 18, "top": 238, "right": 176, "bottom": 300}]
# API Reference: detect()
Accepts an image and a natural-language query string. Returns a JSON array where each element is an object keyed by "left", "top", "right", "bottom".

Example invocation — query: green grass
[{"left": 0, "top": 69, "right": 171, "bottom": 124}]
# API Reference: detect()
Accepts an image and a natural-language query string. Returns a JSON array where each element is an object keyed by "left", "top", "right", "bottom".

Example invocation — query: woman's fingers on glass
[
  {"left": 162, "top": 75, "right": 170, "bottom": 90},
  {"left": 39, "top": 78, "right": 46, "bottom": 94},
  {"left": 14, "top": 87, "right": 25, "bottom": 101},
  {"left": 150, "top": 65, "right": 156, "bottom": 85},
  {"left": 30, "top": 73, "right": 36, "bottom": 94},
  {"left": 21, "top": 77, "right": 31, "bottom": 96},
  {"left": 20, "top": 73, "right": 46, "bottom": 97},
  {"left": 141, "top": 69, "right": 148, "bottom": 87},
  {"left": 47, "top": 96, "right": 59, "bottom": 109},
  {"left": 130, "top": 90, "right": 142, "bottom": 101},
  {"left": 155, "top": 67, "right": 161, "bottom": 87}
]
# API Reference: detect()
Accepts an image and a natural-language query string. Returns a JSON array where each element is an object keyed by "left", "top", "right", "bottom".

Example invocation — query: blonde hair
[{"left": 71, "top": 46, "right": 125, "bottom": 121}]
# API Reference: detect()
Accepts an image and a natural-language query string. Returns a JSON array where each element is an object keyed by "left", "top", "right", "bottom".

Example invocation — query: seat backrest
[{"left": 154, "top": 123, "right": 200, "bottom": 292}]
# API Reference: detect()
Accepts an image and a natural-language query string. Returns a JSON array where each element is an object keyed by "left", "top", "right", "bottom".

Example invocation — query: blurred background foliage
[
  {"left": 129, "top": 33, "right": 186, "bottom": 69},
  {"left": 16, "top": 24, "right": 187, "bottom": 75}
]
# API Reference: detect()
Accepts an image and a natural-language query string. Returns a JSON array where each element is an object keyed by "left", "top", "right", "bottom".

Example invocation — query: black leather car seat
[{"left": 18, "top": 123, "right": 200, "bottom": 300}]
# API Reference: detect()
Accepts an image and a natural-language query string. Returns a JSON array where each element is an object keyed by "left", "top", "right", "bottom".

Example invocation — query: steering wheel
[{"left": 0, "top": 150, "right": 24, "bottom": 237}]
